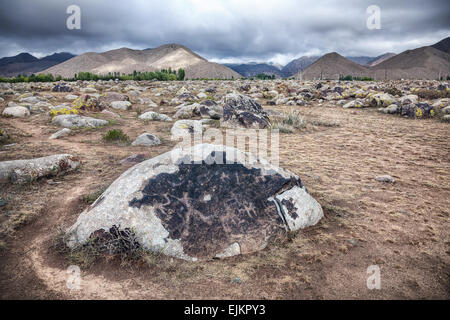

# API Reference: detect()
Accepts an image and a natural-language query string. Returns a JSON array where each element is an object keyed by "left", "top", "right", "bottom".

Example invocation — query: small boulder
[
  {"left": 2, "top": 106, "right": 30, "bottom": 118},
  {"left": 171, "top": 120, "right": 203, "bottom": 139},
  {"left": 50, "top": 128, "right": 71, "bottom": 140},
  {"left": 0, "top": 154, "right": 80, "bottom": 184},
  {"left": 131, "top": 133, "right": 161, "bottom": 146},
  {"left": 375, "top": 175, "right": 395, "bottom": 183},
  {"left": 52, "top": 115, "right": 108, "bottom": 128},
  {"left": 120, "top": 153, "right": 149, "bottom": 166},
  {"left": 110, "top": 101, "right": 132, "bottom": 110},
  {"left": 221, "top": 93, "right": 270, "bottom": 129},
  {"left": 139, "top": 111, "right": 172, "bottom": 122}
]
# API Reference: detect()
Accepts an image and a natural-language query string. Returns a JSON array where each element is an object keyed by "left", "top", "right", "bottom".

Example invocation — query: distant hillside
[
  {"left": 0, "top": 52, "right": 75, "bottom": 77},
  {"left": 297, "top": 52, "right": 371, "bottom": 80},
  {"left": 346, "top": 56, "right": 374, "bottom": 65},
  {"left": 366, "top": 53, "right": 397, "bottom": 67},
  {"left": 224, "top": 63, "right": 284, "bottom": 78},
  {"left": 43, "top": 44, "right": 241, "bottom": 79},
  {"left": 372, "top": 46, "right": 450, "bottom": 80},
  {"left": 281, "top": 56, "right": 319, "bottom": 77},
  {"left": 0, "top": 53, "right": 38, "bottom": 67},
  {"left": 431, "top": 36, "right": 450, "bottom": 54}
]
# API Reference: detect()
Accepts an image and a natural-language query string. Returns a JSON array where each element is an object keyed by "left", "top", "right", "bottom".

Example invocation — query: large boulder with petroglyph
[
  {"left": 221, "top": 93, "right": 270, "bottom": 129},
  {"left": 66, "top": 144, "right": 323, "bottom": 261}
]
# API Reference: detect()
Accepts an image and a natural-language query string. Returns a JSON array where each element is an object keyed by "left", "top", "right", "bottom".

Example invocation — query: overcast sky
[{"left": 0, "top": 0, "right": 448, "bottom": 65}]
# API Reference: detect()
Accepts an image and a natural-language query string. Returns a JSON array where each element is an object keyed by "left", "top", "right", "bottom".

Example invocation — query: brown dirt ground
[{"left": 0, "top": 92, "right": 449, "bottom": 299}]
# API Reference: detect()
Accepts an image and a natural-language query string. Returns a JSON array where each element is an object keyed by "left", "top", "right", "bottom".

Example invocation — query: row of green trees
[
  {"left": 0, "top": 68, "right": 186, "bottom": 83},
  {"left": 338, "top": 75, "right": 374, "bottom": 81}
]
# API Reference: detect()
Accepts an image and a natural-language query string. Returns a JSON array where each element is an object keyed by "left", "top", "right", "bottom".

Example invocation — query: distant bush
[
  {"left": 102, "top": 129, "right": 129, "bottom": 143},
  {"left": 256, "top": 73, "right": 276, "bottom": 80},
  {"left": 177, "top": 68, "right": 185, "bottom": 81},
  {"left": 0, "top": 68, "right": 186, "bottom": 83},
  {"left": 339, "top": 75, "right": 374, "bottom": 81}
]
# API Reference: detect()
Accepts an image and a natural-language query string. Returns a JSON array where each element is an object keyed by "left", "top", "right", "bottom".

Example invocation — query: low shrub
[{"left": 102, "top": 129, "right": 129, "bottom": 143}]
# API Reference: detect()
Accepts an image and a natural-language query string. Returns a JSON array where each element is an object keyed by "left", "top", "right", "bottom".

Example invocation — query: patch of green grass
[{"left": 102, "top": 129, "right": 129, "bottom": 144}]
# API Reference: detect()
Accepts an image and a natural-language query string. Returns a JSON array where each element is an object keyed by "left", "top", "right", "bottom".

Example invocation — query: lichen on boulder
[{"left": 66, "top": 144, "right": 322, "bottom": 261}]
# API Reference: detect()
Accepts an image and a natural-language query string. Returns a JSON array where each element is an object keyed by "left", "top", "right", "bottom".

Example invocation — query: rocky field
[{"left": 0, "top": 79, "right": 449, "bottom": 299}]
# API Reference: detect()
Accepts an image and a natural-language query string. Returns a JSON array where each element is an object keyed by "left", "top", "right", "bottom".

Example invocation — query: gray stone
[
  {"left": 110, "top": 101, "right": 132, "bottom": 110},
  {"left": 52, "top": 115, "right": 108, "bottom": 128},
  {"left": 50, "top": 128, "right": 71, "bottom": 139},
  {"left": 65, "top": 144, "right": 323, "bottom": 261},
  {"left": 65, "top": 94, "right": 79, "bottom": 101},
  {"left": 221, "top": 93, "right": 270, "bottom": 129},
  {"left": 120, "top": 153, "right": 149, "bottom": 166},
  {"left": 199, "top": 101, "right": 223, "bottom": 120},
  {"left": 131, "top": 133, "right": 161, "bottom": 146},
  {"left": 375, "top": 175, "right": 395, "bottom": 183},
  {"left": 386, "top": 104, "right": 399, "bottom": 114},
  {"left": 441, "top": 106, "right": 450, "bottom": 115},
  {"left": 0, "top": 154, "right": 80, "bottom": 184},
  {"left": 170, "top": 120, "right": 203, "bottom": 139},
  {"left": 19, "top": 96, "right": 40, "bottom": 104},
  {"left": 2, "top": 106, "right": 30, "bottom": 118},
  {"left": 173, "top": 103, "right": 200, "bottom": 119},
  {"left": 343, "top": 99, "right": 364, "bottom": 109},
  {"left": 0, "top": 128, "right": 9, "bottom": 143},
  {"left": 139, "top": 111, "right": 172, "bottom": 122}
]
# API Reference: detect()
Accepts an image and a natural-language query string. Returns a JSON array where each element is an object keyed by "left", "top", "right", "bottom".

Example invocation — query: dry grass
[{"left": 0, "top": 85, "right": 449, "bottom": 299}]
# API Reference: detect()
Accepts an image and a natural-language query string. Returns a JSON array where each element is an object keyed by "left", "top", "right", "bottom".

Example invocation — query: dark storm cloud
[{"left": 0, "top": 0, "right": 449, "bottom": 64}]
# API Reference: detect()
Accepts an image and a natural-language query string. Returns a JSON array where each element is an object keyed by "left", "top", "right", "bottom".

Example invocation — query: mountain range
[
  {"left": 224, "top": 53, "right": 398, "bottom": 78},
  {"left": 42, "top": 44, "right": 240, "bottom": 80},
  {"left": 0, "top": 52, "right": 75, "bottom": 77},
  {"left": 297, "top": 37, "right": 449, "bottom": 80},
  {"left": 0, "top": 37, "right": 449, "bottom": 80}
]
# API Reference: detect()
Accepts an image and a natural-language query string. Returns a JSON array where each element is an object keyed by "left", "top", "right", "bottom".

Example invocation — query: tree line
[{"left": 0, "top": 68, "right": 186, "bottom": 83}]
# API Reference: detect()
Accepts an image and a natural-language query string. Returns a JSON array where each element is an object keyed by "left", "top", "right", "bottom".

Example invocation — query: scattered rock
[
  {"left": 343, "top": 99, "right": 364, "bottom": 108},
  {"left": 2, "top": 106, "right": 30, "bottom": 118},
  {"left": 50, "top": 128, "right": 71, "bottom": 139},
  {"left": 131, "top": 133, "right": 161, "bottom": 146},
  {"left": 0, "top": 154, "right": 80, "bottom": 184},
  {"left": 52, "top": 115, "right": 108, "bottom": 128},
  {"left": 0, "top": 198, "right": 7, "bottom": 207},
  {"left": 221, "top": 93, "right": 270, "bottom": 129},
  {"left": 170, "top": 120, "right": 203, "bottom": 139},
  {"left": 110, "top": 101, "right": 132, "bottom": 110},
  {"left": 52, "top": 83, "right": 73, "bottom": 92},
  {"left": 101, "top": 109, "right": 120, "bottom": 118},
  {"left": 0, "top": 128, "right": 9, "bottom": 143},
  {"left": 375, "top": 175, "right": 395, "bottom": 183},
  {"left": 139, "top": 111, "right": 172, "bottom": 122},
  {"left": 120, "top": 153, "right": 149, "bottom": 166},
  {"left": 65, "top": 94, "right": 79, "bottom": 100},
  {"left": 441, "top": 106, "right": 450, "bottom": 114},
  {"left": 400, "top": 103, "right": 436, "bottom": 118},
  {"left": 174, "top": 103, "right": 200, "bottom": 119}
]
